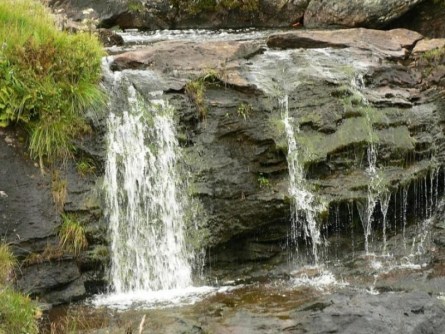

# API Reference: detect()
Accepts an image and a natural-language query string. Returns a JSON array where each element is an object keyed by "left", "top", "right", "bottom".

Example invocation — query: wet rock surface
[{"left": 105, "top": 28, "right": 445, "bottom": 269}]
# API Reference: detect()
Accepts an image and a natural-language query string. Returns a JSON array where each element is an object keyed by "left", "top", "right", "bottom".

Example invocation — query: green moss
[
  {"left": 0, "top": 0, "right": 105, "bottom": 166},
  {"left": 128, "top": 0, "right": 145, "bottom": 14},
  {"left": 172, "top": 0, "right": 260, "bottom": 15}
]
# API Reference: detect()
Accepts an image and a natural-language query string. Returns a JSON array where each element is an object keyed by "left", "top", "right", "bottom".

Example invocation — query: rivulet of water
[{"left": 280, "top": 95, "right": 323, "bottom": 263}]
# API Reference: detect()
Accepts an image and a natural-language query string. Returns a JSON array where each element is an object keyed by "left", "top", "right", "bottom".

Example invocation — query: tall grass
[
  {"left": 0, "top": 243, "right": 39, "bottom": 334},
  {"left": 0, "top": 0, "right": 105, "bottom": 165}
]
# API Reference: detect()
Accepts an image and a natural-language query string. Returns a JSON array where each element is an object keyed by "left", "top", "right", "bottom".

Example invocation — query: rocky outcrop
[
  {"left": 304, "top": 0, "right": 424, "bottom": 29},
  {"left": 0, "top": 127, "right": 106, "bottom": 305},
  {"left": 45, "top": 0, "right": 445, "bottom": 35},
  {"left": 107, "top": 28, "right": 445, "bottom": 270},
  {"left": 46, "top": 0, "right": 438, "bottom": 31},
  {"left": 267, "top": 28, "right": 423, "bottom": 58}
]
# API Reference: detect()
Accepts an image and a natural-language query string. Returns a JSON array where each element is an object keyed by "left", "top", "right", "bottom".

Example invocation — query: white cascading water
[
  {"left": 105, "top": 86, "right": 192, "bottom": 293},
  {"left": 352, "top": 74, "right": 382, "bottom": 254},
  {"left": 280, "top": 95, "right": 322, "bottom": 263}
]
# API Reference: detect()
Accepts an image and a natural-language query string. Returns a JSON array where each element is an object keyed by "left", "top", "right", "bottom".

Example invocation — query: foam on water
[
  {"left": 92, "top": 286, "right": 228, "bottom": 310},
  {"left": 291, "top": 267, "right": 348, "bottom": 290}
]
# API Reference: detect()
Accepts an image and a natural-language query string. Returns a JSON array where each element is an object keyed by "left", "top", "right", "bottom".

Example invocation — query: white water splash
[
  {"left": 93, "top": 286, "right": 222, "bottom": 310},
  {"left": 291, "top": 266, "right": 348, "bottom": 290},
  {"left": 105, "top": 86, "right": 193, "bottom": 293}
]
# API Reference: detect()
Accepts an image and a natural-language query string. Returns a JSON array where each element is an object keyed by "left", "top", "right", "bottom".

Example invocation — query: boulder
[
  {"left": 267, "top": 28, "right": 424, "bottom": 59},
  {"left": 111, "top": 40, "right": 264, "bottom": 73},
  {"left": 304, "top": 0, "right": 426, "bottom": 29}
]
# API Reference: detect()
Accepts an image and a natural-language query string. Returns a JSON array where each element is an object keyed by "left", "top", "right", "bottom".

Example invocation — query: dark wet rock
[
  {"left": 0, "top": 129, "right": 58, "bottom": 256},
  {"left": 267, "top": 28, "right": 424, "bottom": 59},
  {"left": 97, "top": 29, "right": 124, "bottom": 47},
  {"left": 304, "top": 0, "right": 425, "bottom": 29},
  {"left": 16, "top": 260, "right": 81, "bottom": 295},
  {"left": 291, "top": 291, "right": 445, "bottom": 334},
  {"left": 388, "top": 0, "right": 445, "bottom": 38}
]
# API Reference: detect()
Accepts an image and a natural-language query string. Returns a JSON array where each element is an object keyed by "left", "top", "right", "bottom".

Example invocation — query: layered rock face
[
  {"left": 0, "top": 128, "right": 106, "bottom": 304},
  {"left": 110, "top": 28, "right": 445, "bottom": 271}
]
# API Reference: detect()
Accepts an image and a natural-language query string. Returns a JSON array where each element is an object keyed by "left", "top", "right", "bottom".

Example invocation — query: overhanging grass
[{"left": 0, "top": 0, "right": 105, "bottom": 165}]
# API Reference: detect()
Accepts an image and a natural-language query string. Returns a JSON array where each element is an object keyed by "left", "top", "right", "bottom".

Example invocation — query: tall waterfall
[
  {"left": 105, "top": 85, "right": 192, "bottom": 293},
  {"left": 280, "top": 95, "right": 322, "bottom": 263}
]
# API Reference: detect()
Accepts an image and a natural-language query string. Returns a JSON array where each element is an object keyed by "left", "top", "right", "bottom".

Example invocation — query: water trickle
[
  {"left": 352, "top": 74, "right": 383, "bottom": 254},
  {"left": 281, "top": 95, "right": 323, "bottom": 263},
  {"left": 380, "top": 192, "right": 390, "bottom": 254},
  {"left": 402, "top": 186, "right": 408, "bottom": 249},
  {"left": 105, "top": 86, "right": 193, "bottom": 293}
]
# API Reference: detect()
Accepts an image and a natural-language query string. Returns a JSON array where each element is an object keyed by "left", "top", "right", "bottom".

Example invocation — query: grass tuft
[
  {"left": 0, "top": 288, "right": 39, "bottom": 334},
  {"left": 0, "top": 243, "right": 16, "bottom": 285},
  {"left": 0, "top": 0, "right": 105, "bottom": 166},
  {"left": 59, "top": 215, "right": 88, "bottom": 256}
]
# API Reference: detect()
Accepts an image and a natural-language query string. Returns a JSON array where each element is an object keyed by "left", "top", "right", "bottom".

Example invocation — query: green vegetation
[
  {"left": 257, "top": 174, "right": 271, "bottom": 188},
  {"left": 0, "top": 243, "right": 16, "bottom": 284},
  {"left": 128, "top": 0, "right": 145, "bottom": 14},
  {"left": 185, "top": 70, "right": 219, "bottom": 120},
  {"left": 51, "top": 171, "right": 67, "bottom": 212},
  {"left": 76, "top": 157, "right": 97, "bottom": 176},
  {"left": 237, "top": 103, "right": 253, "bottom": 120},
  {"left": 172, "top": 0, "right": 260, "bottom": 15},
  {"left": 59, "top": 215, "right": 88, "bottom": 256},
  {"left": 0, "top": 0, "right": 105, "bottom": 166},
  {"left": 0, "top": 243, "right": 39, "bottom": 334},
  {"left": 0, "top": 288, "right": 39, "bottom": 334}
]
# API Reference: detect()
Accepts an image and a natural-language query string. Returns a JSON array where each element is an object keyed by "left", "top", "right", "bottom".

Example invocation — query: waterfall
[
  {"left": 105, "top": 85, "right": 192, "bottom": 293},
  {"left": 281, "top": 95, "right": 322, "bottom": 263}
]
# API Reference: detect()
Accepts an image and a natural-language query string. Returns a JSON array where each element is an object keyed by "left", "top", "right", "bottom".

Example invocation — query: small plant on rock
[
  {"left": 76, "top": 158, "right": 96, "bottom": 176},
  {"left": 59, "top": 214, "right": 88, "bottom": 256},
  {"left": 237, "top": 103, "right": 253, "bottom": 120},
  {"left": 258, "top": 174, "right": 271, "bottom": 188},
  {"left": 185, "top": 69, "right": 220, "bottom": 120},
  {"left": 51, "top": 170, "right": 67, "bottom": 212}
]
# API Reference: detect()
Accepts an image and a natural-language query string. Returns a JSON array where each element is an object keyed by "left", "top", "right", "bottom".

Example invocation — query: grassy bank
[
  {"left": 0, "top": 0, "right": 105, "bottom": 166},
  {"left": 0, "top": 243, "right": 39, "bottom": 334}
]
